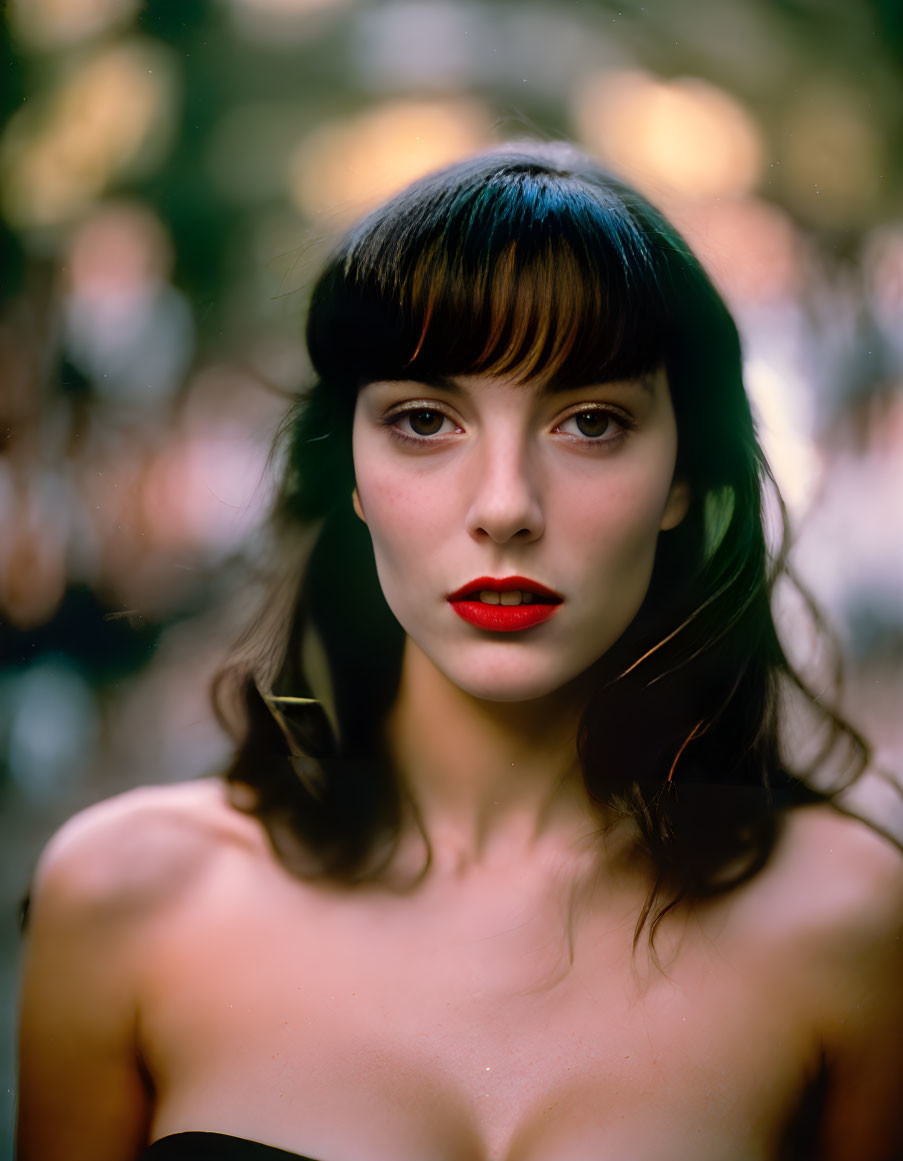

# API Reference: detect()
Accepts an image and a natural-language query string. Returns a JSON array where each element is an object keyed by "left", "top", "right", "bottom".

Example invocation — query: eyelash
[{"left": 380, "top": 404, "right": 635, "bottom": 450}]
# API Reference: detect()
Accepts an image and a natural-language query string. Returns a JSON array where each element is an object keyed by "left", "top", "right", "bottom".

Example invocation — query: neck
[{"left": 382, "top": 639, "right": 603, "bottom": 874}]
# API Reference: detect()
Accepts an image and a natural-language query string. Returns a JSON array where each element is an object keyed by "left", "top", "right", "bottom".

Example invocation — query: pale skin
[{"left": 16, "top": 372, "right": 903, "bottom": 1161}]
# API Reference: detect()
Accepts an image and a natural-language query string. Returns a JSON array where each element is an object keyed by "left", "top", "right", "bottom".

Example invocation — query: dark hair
[{"left": 216, "top": 140, "right": 872, "bottom": 948}]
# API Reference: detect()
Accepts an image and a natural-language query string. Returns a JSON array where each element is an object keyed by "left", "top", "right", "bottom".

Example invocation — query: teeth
[{"left": 477, "top": 590, "right": 535, "bottom": 605}]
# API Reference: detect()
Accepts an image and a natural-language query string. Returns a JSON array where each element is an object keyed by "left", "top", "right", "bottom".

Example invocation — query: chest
[{"left": 139, "top": 881, "right": 820, "bottom": 1161}]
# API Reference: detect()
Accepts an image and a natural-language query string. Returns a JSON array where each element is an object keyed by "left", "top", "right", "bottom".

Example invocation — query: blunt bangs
[
  {"left": 305, "top": 153, "right": 678, "bottom": 396},
  {"left": 294, "top": 144, "right": 750, "bottom": 527}
]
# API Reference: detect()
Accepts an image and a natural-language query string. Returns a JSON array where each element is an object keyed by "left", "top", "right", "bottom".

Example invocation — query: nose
[{"left": 464, "top": 433, "right": 545, "bottom": 545}]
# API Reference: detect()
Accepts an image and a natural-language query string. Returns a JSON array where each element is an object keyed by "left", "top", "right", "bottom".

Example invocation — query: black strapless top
[{"left": 142, "top": 1132, "right": 319, "bottom": 1159}]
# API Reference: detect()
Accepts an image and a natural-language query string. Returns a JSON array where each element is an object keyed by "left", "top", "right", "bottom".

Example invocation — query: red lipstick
[{"left": 447, "top": 576, "right": 563, "bottom": 633}]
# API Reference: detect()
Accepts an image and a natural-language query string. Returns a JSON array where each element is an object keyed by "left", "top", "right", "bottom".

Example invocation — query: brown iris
[
  {"left": 407, "top": 409, "right": 445, "bottom": 436},
  {"left": 572, "top": 411, "right": 612, "bottom": 438}
]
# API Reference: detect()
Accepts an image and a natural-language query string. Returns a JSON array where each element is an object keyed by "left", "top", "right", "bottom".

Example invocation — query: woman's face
[{"left": 351, "top": 369, "right": 688, "bottom": 703}]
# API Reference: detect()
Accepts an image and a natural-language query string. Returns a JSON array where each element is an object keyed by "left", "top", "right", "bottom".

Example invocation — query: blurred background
[{"left": 2, "top": 1, "right": 902, "bottom": 1153}]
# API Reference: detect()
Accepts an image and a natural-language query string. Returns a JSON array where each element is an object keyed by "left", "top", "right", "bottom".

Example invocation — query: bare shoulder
[
  {"left": 777, "top": 801, "right": 903, "bottom": 944},
  {"left": 713, "top": 797, "right": 903, "bottom": 981},
  {"left": 18, "top": 780, "right": 267, "bottom": 1161},
  {"left": 27, "top": 778, "right": 265, "bottom": 931},
  {"left": 732, "top": 800, "right": 903, "bottom": 1051},
  {"left": 758, "top": 805, "right": 903, "bottom": 1157}
]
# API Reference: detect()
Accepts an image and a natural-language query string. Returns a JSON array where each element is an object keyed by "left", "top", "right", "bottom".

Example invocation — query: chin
[
  {"left": 431, "top": 650, "right": 595, "bottom": 705},
  {"left": 457, "top": 678, "right": 564, "bottom": 704}
]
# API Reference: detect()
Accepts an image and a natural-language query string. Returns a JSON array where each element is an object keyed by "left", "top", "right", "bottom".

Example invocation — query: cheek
[
  {"left": 571, "top": 465, "right": 673, "bottom": 563},
  {"left": 565, "top": 470, "right": 675, "bottom": 641},
  {"left": 360, "top": 465, "right": 435, "bottom": 525},
  {"left": 353, "top": 459, "right": 444, "bottom": 584}
]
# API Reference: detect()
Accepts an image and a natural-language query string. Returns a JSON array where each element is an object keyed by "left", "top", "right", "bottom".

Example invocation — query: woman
[{"left": 16, "top": 140, "right": 903, "bottom": 1161}]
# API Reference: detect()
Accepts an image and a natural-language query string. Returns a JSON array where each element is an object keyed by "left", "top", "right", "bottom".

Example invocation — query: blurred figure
[
  {"left": 0, "top": 465, "right": 69, "bottom": 632},
  {"left": 61, "top": 201, "right": 193, "bottom": 426},
  {"left": 795, "top": 363, "right": 903, "bottom": 666}
]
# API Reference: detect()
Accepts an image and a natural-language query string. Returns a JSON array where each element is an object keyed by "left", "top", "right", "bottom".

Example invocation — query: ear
[
  {"left": 660, "top": 477, "right": 690, "bottom": 531},
  {"left": 351, "top": 486, "right": 367, "bottom": 524}
]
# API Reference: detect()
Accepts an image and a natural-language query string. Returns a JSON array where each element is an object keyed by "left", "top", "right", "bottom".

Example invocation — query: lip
[
  {"left": 447, "top": 575, "right": 563, "bottom": 633},
  {"left": 446, "top": 575, "right": 564, "bottom": 602}
]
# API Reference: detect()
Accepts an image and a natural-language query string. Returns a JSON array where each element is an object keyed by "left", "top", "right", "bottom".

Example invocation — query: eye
[
  {"left": 382, "top": 405, "right": 459, "bottom": 444},
  {"left": 556, "top": 408, "right": 628, "bottom": 442},
  {"left": 403, "top": 409, "right": 451, "bottom": 437}
]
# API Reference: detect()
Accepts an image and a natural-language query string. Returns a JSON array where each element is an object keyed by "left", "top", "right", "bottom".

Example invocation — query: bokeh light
[
  {"left": 8, "top": 0, "right": 140, "bottom": 52},
  {"left": 0, "top": 40, "right": 177, "bottom": 229},
  {"left": 779, "top": 82, "right": 885, "bottom": 227},
  {"left": 571, "top": 69, "right": 764, "bottom": 201},
  {"left": 287, "top": 98, "right": 494, "bottom": 224},
  {"left": 221, "top": 0, "right": 355, "bottom": 46}
]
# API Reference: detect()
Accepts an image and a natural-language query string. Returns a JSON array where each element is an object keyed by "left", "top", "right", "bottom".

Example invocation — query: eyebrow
[{"left": 413, "top": 372, "right": 656, "bottom": 397}]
